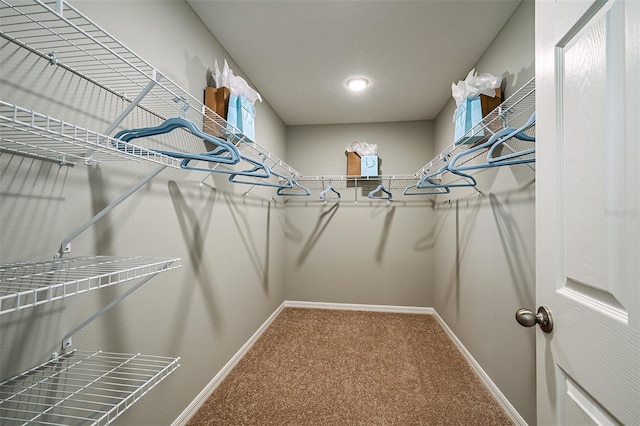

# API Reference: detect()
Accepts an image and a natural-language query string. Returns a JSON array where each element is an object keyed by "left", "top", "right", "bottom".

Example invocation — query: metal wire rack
[
  {"left": 0, "top": 256, "right": 181, "bottom": 315},
  {"left": 0, "top": 0, "right": 298, "bottom": 178},
  {"left": 284, "top": 174, "right": 429, "bottom": 203},
  {"left": 0, "top": 101, "right": 183, "bottom": 167},
  {"left": 0, "top": 350, "right": 180, "bottom": 425},
  {"left": 415, "top": 77, "right": 536, "bottom": 178}
]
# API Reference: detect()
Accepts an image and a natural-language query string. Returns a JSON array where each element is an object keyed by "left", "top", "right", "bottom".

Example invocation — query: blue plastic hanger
[
  {"left": 403, "top": 181, "right": 450, "bottom": 196},
  {"left": 485, "top": 112, "right": 536, "bottom": 165},
  {"left": 276, "top": 179, "right": 311, "bottom": 196},
  {"left": 180, "top": 147, "right": 271, "bottom": 178},
  {"left": 226, "top": 152, "right": 294, "bottom": 188},
  {"left": 403, "top": 164, "right": 476, "bottom": 196},
  {"left": 114, "top": 117, "right": 241, "bottom": 165},
  {"left": 368, "top": 183, "right": 393, "bottom": 200},
  {"left": 319, "top": 183, "right": 341, "bottom": 200},
  {"left": 448, "top": 126, "right": 533, "bottom": 173},
  {"left": 228, "top": 165, "right": 295, "bottom": 188},
  {"left": 419, "top": 164, "right": 477, "bottom": 189}
]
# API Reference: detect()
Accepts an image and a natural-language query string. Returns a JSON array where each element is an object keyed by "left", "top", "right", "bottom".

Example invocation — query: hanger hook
[{"left": 173, "top": 96, "right": 190, "bottom": 118}]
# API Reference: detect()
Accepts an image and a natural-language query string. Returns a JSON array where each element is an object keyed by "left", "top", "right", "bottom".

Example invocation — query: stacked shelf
[
  {"left": 0, "top": 101, "right": 182, "bottom": 167},
  {"left": 0, "top": 350, "right": 180, "bottom": 425},
  {"left": 0, "top": 256, "right": 181, "bottom": 315},
  {"left": 1, "top": 1, "right": 194, "bottom": 421},
  {"left": 0, "top": 0, "right": 299, "bottom": 179}
]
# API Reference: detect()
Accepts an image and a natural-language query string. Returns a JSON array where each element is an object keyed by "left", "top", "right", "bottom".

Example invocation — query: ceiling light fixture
[{"left": 346, "top": 77, "right": 369, "bottom": 92}]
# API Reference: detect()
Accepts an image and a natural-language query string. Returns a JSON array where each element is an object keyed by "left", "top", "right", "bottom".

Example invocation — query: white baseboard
[
  {"left": 173, "top": 301, "right": 525, "bottom": 426},
  {"left": 431, "top": 310, "right": 528, "bottom": 426},
  {"left": 283, "top": 300, "right": 434, "bottom": 315},
  {"left": 171, "top": 302, "right": 286, "bottom": 426}
]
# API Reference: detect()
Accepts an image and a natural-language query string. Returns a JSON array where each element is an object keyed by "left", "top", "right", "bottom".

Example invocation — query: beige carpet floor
[{"left": 188, "top": 308, "right": 513, "bottom": 425}]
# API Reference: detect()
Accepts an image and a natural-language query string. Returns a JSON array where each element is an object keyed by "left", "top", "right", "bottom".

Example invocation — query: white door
[{"left": 535, "top": 0, "right": 639, "bottom": 425}]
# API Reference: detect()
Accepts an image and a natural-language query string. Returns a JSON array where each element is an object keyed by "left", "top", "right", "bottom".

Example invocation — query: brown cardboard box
[
  {"left": 480, "top": 88, "right": 502, "bottom": 116},
  {"left": 203, "top": 86, "right": 231, "bottom": 137},
  {"left": 205, "top": 86, "right": 230, "bottom": 118},
  {"left": 346, "top": 151, "right": 361, "bottom": 176},
  {"left": 480, "top": 88, "right": 503, "bottom": 133}
]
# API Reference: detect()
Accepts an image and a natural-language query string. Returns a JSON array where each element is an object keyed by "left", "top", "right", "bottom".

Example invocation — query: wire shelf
[
  {"left": 0, "top": 350, "right": 180, "bottom": 425},
  {"left": 416, "top": 77, "right": 536, "bottom": 178},
  {"left": 0, "top": 101, "right": 183, "bottom": 167},
  {"left": 0, "top": 0, "right": 299, "bottom": 177},
  {"left": 0, "top": 256, "right": 181, "bottom": 315},
  {"left": 281, "top": 174, "right": 432, "bottom": 203}
]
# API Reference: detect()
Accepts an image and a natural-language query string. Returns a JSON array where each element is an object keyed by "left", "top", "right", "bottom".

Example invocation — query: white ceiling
[{"left": 187, "top": 0, "right": 521, "bottom": 126}]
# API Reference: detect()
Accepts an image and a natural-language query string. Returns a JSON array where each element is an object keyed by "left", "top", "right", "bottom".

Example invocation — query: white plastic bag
[
  {"left": 451, "top": 69, "right": 501, "bottom": 106},
  {"left": 346, "top": 141, "right": 377, "bottom": 156},
  {"left": 212, "top": 59, "right": 262, "bottom": 105}
]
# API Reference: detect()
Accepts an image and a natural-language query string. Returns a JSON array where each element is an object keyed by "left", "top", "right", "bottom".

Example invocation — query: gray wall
[
  {"left": 431, "top": 1, "right": 536, "bottom": 424},
  {"left": 1, "top": 1, "right": 536, "bottom": 424},
  {"left": 284, "top": 122, "right": 434, "bottom": 306},
  {"left": 0, "top": 1, "right": 287, "bottom": 424}
]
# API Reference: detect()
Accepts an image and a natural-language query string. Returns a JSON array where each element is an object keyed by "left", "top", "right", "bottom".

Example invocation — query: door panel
[
  {"left": 565, "top": 377, "right": 618, "bottom": 426},
  {"left": 536, "top": 0, "right": 640, "bottom": 424}
]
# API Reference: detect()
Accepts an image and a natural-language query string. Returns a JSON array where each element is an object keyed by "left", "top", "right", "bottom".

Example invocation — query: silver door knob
[{"left": 515, "top": 306, "right": 553, "bottom": 333}]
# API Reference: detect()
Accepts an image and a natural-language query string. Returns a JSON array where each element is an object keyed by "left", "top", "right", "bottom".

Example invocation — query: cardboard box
[
  {"left": 204, "top": 86, "right": 230, "bottom": 119},
  {"left": 481, "top": 88, "right": 503, "bottom": 134},
  {"left": 203, "top": 86, "right": 230, "bottom": 138},
  {"left": 480, "top": 88, "right": 502, "bottom": 116},
  {"left": 347, "top": 151, "right": 361, "bottom": 176}
]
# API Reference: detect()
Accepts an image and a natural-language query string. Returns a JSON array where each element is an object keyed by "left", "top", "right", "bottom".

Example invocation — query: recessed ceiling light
[{"left": 347, "top": 77, "right": 369, "bottom": 92}]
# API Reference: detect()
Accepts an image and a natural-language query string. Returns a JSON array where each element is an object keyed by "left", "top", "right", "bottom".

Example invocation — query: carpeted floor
[{"left": 188, "top": 308, "right": 513, "bottom": 425}]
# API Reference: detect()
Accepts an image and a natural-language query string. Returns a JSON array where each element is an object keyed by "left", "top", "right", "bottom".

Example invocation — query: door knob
[{"left": 515, "top": 306, "right": 553, "bottom": 333}]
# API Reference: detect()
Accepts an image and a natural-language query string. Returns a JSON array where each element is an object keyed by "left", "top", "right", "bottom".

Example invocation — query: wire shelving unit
[
  {"left": 0, "top": 0, "right": 298, "bottom": 179},
  {"left": 0, "top": 256, "right": 181, "bottom": 315},
  {"left": 0, "top": 1, "right": 194, "bottom": 419},
  {"left": 288, "top": 174, "right": 425, "bottom": 203},
  {"left": 0, "top": 350, "right": 180, "bottom": 425},
  {"left": 0, "top": 101, "right": 182, "bottom": 167},
  {"left": 415, "top": 77, "right": 536, "bottom": 180},
  {"left": 284, "top": 78, "right": 535, "bottom": 203}
]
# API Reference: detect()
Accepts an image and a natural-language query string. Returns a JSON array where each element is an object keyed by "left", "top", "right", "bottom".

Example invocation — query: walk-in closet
[{"left": 1, "top": 0, "right": 638, "bottom": 425}]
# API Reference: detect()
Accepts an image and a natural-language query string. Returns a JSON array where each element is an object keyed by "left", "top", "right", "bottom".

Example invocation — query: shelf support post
[
  {"left": 104, "top": 74, "right": 160, "bottom": 136},
  {"left": 57, "top": 164, "right": 167, "bottom": 257},
  {"left": 61, "top": 273, "right": 159, "bottom": 350},
  {"left": 85, "top": 73, "right": 160, "bottom": 165}
]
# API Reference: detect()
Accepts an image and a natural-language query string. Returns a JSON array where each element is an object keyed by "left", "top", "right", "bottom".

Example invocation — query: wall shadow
[
  {"left": 274, "top": 203, "right": 304, "bottom": 244},
  {"left": 223, "top": 192, "right": 271, "bottom": 291},
  {"left": 168, "top": 180, "right": 221, "bottom": 350},
  {"left": 296, "top": 202, "right": 340, "bottom": 266},
  {"left": 440, "top": 195, "right": 483, "bottom": 316},
  {"left": 87, "top": 165, "right": 114, "bottom": 256},
  {"left": 375, "top": 206, "right": 396, "bottom": 264},
  {"left": 489, "top": 193, "right": 535, "bottom": 307},
  {"left": 414, "top": 206, "right": 447, "bottom": 252}
]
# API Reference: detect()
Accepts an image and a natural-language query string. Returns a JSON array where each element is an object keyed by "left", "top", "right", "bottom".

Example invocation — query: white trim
[
  {"left": 431, "top": 310, "right": 528, "bottom": 426},
  {"left": 173, "top": 301, "right": 525, "bottom": 426},
  {"left": 171, "top": 302, "right": 287, "bottom": 426},
  {"left": 283, "top": 300, "right": 434, "bottom": 315}
]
